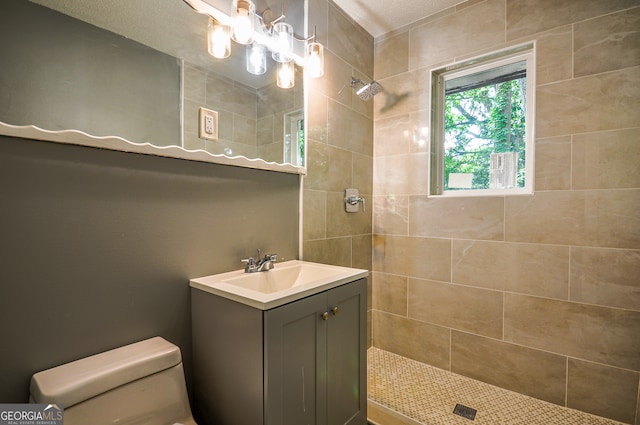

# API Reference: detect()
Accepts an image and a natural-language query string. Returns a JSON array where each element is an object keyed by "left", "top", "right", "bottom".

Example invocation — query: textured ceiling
[{"left": 332, "top": 0, "right": 465, "bottom": 38}]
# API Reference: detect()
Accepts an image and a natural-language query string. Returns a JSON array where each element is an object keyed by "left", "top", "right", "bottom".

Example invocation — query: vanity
[{"left": 190, "top": 260, "right": 369, "bottom": 425}]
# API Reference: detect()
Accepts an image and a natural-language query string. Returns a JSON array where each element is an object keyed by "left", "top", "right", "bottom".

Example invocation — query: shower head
[
  {"left": 356, "top": 81, "right": 383, "bottom": 100},
  {"left": 349, "top": 77, "right": 383, "bottom": 101}
]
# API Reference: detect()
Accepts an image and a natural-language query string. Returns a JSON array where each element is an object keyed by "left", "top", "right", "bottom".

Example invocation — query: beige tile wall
[
  {"left": 183, "top": 63, "right": 258, "bottom": 157},
  {"left": 182, "top": 62, "right": 302, "bottom": 163},
  {"left": 302, "top": 0, "right": 373, "bottom": 273},
  {"left": 371, "top": 0, "right": 640, "bottom": 423},
  {"left": 302, "top": 1, "right": 374, "bottom": 352},
  {"left": 257, "top": 80, "right": 304, "bottom": 163}
]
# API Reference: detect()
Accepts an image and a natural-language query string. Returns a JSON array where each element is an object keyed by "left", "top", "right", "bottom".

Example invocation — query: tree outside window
[{"left": 430, "top": 45, "right": 535, "bottom": 196}]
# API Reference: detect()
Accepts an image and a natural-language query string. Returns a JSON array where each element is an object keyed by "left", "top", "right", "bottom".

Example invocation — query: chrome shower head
[{"left": 349, "top": 77, "right": 383, "bottom": 101}]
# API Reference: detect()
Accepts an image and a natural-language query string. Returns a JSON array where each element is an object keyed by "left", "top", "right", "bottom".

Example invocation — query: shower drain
[{"left": 453, "top": 403, "right": 477, "bottom": 420}]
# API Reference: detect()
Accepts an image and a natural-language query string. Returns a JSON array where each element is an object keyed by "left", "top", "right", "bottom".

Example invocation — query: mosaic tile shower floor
[{"left": 367, "top": 347, "right": 627, "bottom": 425}]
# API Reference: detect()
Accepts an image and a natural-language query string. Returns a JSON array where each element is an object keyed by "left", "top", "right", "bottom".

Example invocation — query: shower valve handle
[{"left": 346, "top": 194, "right": 365, "bottom": 212}]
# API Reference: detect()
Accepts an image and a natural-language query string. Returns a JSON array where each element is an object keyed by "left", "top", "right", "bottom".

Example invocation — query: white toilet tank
[{"left": 30, "top": 337, "right": 197, "bottom": 425}]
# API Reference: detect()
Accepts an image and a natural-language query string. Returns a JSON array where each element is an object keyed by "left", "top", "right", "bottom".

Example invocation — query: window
[
  {"left": 284, "top": 109, "right": 305, "bottom": 166},
  {"left": 430, "top": 44, "right": 535, "bottom": 196}
]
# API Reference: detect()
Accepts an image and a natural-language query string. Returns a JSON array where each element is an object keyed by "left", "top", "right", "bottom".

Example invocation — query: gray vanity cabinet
[
  {"left": 191, "top": 278, "right": 367, "bottom": 425},
  {"left": 265, "top": 278, "right": 367, "bottom": 425}
]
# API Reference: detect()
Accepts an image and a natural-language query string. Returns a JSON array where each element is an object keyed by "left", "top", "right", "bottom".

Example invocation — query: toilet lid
[{"left": 30, "top": 337, "right": 182, "bottom": 408}]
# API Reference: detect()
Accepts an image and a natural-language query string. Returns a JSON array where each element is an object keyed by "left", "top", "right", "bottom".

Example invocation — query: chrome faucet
[{"left": 241, "top": 249, "right": 277, "bottom": 273}]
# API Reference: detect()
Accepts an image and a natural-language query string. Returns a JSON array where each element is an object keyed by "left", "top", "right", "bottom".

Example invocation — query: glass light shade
[
  {"left": 271, "top": 22, "right": 293, "bottom": 63},
  {"left": 246, "top": 43, "right": 267, "bottom": 75},
  {"left": 277, "top": 60, "right": 295, "bottom": 89},
  {"left": 305, "top": 42, "right": 324, "bottom": 78},
  {"left": 207, "top": 18, "right": 230, "bottom": 59},
  {"left": 231, "top": 0, "right": 255, "bottom": 45}
]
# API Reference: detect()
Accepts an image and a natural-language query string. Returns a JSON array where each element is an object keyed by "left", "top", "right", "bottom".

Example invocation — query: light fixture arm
[
  {"left": 182, "top": 0, "right": 231, "bottom": 25},
  {"left": 350, "top": 77, "right": 367, "bottom": 88},
  {"left": 182, "top": 0, "right": 324, "bottom": 82},
  {"left": 294, "top": 26, "right": 318, "bottom": 43},
  {"left": 255, "top": 5, "right": 286, "bottom": 33}
]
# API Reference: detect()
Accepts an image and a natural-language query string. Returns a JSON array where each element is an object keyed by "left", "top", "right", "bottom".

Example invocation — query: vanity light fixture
[
  {"left": 230, "top": 0, "right": 255, "bottom": 45},
  {"left": 271, "top": 22, "right": 293, "bottom": 63},
  {"left": 277, "top": 60, "right": 295, "bottom": 88},
  {"left": 246, "top": 43, "right": 267, "bottom": 75},
  {"left": 207, "top": 17, "right": 230, "bottom": 59},
  {"left": 182, "top": 0, "right": 325, "bottom": 88},
  {"left": 305, "top": 41, "right": 324, "bottom": 78}
]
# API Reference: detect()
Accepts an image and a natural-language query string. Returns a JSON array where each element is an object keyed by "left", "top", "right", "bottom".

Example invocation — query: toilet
[{"left": 29, "top": 336, "right": 197, "bottom": 425}]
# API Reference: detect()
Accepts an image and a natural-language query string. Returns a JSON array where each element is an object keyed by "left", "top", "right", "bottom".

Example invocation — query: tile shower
[
  {"left": 301, "top": 0, "right": 638, "bottom": 422},
  {"left": 370, "top": 0, "right": 640, "bottom": 423}
]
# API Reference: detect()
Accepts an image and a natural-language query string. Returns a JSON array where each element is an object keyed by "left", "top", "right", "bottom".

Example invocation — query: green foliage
[
  {"left": 297, "top": 118, "right": 305, "bottom": 166},
  {"left": 444, "top": 78, "right": 527, "bottom": 190}
]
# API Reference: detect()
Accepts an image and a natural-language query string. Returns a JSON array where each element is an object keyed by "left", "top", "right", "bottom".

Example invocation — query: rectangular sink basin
[{"left": 190, "top": 260, "right": 369, "bottom": 310}]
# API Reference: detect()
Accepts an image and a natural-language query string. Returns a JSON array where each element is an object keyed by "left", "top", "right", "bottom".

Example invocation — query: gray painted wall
[
  {"left": 0, "top": 0, "right": 300, "bottom": 405},
  {"left": 0, "top": 136, "right": 299, "bottom": 402},
  {"left": 0, "top": 0, "right": 181, "bottom": 146}
]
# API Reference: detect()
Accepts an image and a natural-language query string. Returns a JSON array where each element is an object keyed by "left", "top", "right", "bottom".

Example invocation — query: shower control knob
[{"left": 345, "top": 188, "right": 365, "bottom": 213}]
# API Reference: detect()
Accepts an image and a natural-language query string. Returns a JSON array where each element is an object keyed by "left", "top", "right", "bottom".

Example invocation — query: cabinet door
[
  {"left": 327, "top": 279, "right": 367, "bottom": 425},
  {"left": 264, "top": 291, "right": 327, "bottom": 425}
]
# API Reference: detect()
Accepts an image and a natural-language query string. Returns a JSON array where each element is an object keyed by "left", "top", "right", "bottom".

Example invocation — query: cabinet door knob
[
  {"left": 321, "top": 311, "right": 329, "bottom": 321},
  {"left": 331, "top": 306, "right": 339, "bottom": 316}
]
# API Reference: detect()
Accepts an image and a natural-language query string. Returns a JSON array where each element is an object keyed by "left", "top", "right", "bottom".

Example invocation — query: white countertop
[{"left": 190, "top": 260, "right": 369, "bottom": 310}]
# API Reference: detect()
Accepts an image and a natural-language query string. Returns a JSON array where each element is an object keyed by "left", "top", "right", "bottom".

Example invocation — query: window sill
[{"left": 430, "top": 188, "right": 533, "bottom": 197}]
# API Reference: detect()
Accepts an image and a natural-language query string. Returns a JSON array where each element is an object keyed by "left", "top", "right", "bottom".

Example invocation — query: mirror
[{"left": 1, "top": 0, "right": 306, "bottom": 173}]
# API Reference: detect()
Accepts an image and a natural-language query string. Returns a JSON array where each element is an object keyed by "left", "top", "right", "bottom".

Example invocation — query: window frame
[{"left": 429, "top": 43, "right": 536, "bottom": 197}]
